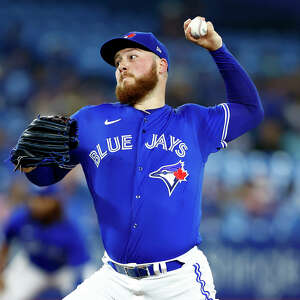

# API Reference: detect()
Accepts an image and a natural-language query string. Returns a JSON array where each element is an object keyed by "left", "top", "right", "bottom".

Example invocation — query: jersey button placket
[
  {"left": 135, "top": 116, "right": 146, "bottom": 202},
  {"left": 130, "top": 115, "right": 147, "bottom": 238},
  {"left": 143, "top": 118, "right": 147, "bottom": 133}
]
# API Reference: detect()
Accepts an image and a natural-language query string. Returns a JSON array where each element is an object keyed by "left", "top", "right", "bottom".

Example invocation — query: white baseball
[{"left": 188, "top": 17, "right": 208, "bottom": 38}]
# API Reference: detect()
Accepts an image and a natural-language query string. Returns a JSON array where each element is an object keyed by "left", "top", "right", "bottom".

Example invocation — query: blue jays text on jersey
[
  {"left": 89, "top": 132, "right": 188, "bottom": 168},
  {"left": 26, "top": 44, "right": 264, "bottom": 265}
]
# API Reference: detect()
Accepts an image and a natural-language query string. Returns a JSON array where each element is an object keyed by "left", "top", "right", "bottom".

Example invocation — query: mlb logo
[{"left": 123, "top": 33, "right": 136, "bottom": 39}]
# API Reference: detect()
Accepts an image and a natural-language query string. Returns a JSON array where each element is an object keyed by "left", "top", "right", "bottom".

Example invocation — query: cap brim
[{"left": 100, "top": 38, "right": 150, "bottom": 67}]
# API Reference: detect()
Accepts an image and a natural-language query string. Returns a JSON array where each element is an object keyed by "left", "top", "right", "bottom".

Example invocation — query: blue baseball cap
[{"left": 100, "top": 31, "right": 169, "bottom": 69}]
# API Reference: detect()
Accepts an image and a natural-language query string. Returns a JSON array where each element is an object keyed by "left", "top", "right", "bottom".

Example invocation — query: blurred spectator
[
  {"left": 0, "top": 185, "right": 90, "bottom": 300},
  {"left": 255, "top": 119, "right": 283, "bottom": 152},
  {"left": 221, "top": 176, "right": 277, "bottom": 246}
]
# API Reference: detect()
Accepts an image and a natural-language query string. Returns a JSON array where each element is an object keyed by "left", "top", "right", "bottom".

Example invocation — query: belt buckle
[
  {"left": 124, "top": 266, "right": 129, "bottom": 276},
  {"left": 140, "top": 265, "right": 150, "bottom": 276},
  {"left": 145, "top": 266, "right": 150, "bottom": 276},
  {"left": 112, "top": 262, "right": 152, "bottom": 278},
  {"left": 124, "top": 266, "right": 138, "bottom": 278},
  {"left": 137, "top": 264, "right": 151, "bottom": 277}
]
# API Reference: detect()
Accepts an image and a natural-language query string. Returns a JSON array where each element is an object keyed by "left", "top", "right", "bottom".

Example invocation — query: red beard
[{"left": 115, "top": 62, "right": 158, "bottom": 106}]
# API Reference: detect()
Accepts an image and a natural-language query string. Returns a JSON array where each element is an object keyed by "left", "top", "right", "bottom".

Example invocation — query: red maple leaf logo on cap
[
  {"left": 174, "top": 168, "right": 187, "bottom": 181},
  {"left": 127, "top": 33, "right": 136, "bottom": 38}
]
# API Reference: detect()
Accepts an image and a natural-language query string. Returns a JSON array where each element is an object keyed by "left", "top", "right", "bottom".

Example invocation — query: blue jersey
[
  {"left": 3, "top": 206, "right": 89, "bottom": 272},
  {"left": 67, "top": 104, "right": 232, "bottom": 263},
  {"left": 25, "top": 44, "right": 263, "bottom": 264},
  {"left": 69, "top": 102, "right": 230, "bottom": 264}
]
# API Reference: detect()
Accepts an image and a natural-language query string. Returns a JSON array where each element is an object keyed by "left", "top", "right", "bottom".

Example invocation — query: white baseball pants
[{"left": 64, "top": 247, "right": 218, "bottom": 300}]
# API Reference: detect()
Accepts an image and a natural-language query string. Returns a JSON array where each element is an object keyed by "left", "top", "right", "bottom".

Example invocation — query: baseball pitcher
[{"left": 10, "top": 17, "right": 264, "bottom": 299}]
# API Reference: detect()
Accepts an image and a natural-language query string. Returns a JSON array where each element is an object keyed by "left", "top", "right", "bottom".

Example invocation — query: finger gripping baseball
[{"left": 10, "top": 115, "right": 79, "bottom": 171}]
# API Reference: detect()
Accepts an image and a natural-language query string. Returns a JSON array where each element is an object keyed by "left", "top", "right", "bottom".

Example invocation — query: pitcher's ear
[{"left": 159, "top": 58, "right": 168, "bottom": 73}]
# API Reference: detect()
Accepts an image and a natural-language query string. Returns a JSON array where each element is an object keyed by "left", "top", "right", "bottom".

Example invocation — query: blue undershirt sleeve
[
  {"left": 184, "top": 43, "right": 264, "bottom": 160},
  {"left": 209, "top": 43, "right": 264, "bottom": 142}
]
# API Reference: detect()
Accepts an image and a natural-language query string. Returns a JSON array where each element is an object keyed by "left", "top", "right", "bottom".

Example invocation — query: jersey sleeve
[{"left": 181, "top": 103, "right": 230, "bottom": 161}]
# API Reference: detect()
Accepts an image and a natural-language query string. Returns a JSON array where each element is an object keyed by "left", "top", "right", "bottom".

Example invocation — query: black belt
[{"left": 108, "top": 260, "right": 184, "bottom": 278}]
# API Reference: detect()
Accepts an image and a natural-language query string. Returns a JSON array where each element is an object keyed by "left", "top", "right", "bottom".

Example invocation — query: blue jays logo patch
[{"left": 149, "top": 161, "right": 189, "bottom": 196}]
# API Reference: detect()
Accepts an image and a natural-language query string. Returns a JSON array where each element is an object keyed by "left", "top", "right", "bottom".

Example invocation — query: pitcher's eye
[{"left": 129, "top": 55, "right": 137, "bottom": 60}]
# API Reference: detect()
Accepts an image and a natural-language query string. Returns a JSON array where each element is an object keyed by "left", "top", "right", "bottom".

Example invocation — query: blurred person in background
[
  {"left": 0, "top": 185, "right": 90, "bottom": 300},
  {"left": 221, "top": 175, "right": 277, "bottom": 246}
]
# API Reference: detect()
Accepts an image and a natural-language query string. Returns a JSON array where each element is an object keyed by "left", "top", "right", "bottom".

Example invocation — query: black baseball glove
[{"left": 10, "top": 115, "right": 79, "bottom": 171}]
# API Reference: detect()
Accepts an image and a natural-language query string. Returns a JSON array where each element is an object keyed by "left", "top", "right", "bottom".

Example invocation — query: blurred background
[{"left": 0, "top": 0, "right": 300, "bottom": 299}]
